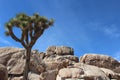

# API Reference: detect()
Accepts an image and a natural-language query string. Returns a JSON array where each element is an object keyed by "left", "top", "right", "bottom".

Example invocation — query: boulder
[
  {"left": 30, "top": 53, "right": 45, "bottom": 74},
  {"left": 80, "top": 54, "right": 120, "bottom": 73},
  {"left": 57, "top": 63, "right": 110, "bottom": 80},
  {"left": 0, "top": 47, "right": 45, "bottom": 78},
  {"left": 44, "top": 61, "right": 67, "bottom": 70},
  {"left": 74, "top": 63, "right": 110, "bottom": 79},
  {"left": 46, "top": 46, "right": 56, "bottom": 56},
  {"left": 55, "top": 46, "right": 74, "bottom": 55},
  {"left": 0, "top": 64, "right": 8, "bottom": 80},
  {"left": 44, "top": 55, "right": 78, "bottom": 64},
  {"left": 58, "top": 68, "right": 84, "bottom": 78},
  {"left": 40, "top": 70, "right": 58, "bottom": 80},
  {"left": 44, "top": 55, "right": 79, "bottom": 70},
  {"left": 100, "top": 68, "right": 120, "bottom": 79},
  {"left": 28, "top": 72, "right": 40, "bottom": 80},
  {"left": 0, "top": 47, "right": 25, "bottom": 75},
  {"left": 46, "top": 46, "right": 74, "bottom": 56},
  {"left": 8, "top": 76, "right": 23, "bottom": 80}
]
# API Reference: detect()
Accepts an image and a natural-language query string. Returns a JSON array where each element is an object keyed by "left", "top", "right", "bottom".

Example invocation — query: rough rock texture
[
  {"left": 80, "top": 54, "right": 120, "bottom": 73},
  {"left": 40, "top": 70, "right": 58, "bottom": 80},
  {"left": 57, "top": 63, "right": 110, "bottom": 80},
  {"left": 46, "top": 46, "right": 74, "bottom": 56},
  {"left": 0, "top": 64, "right": 8, "bottom": 80},
  {"left": 0, "top": 47, "right": 45, "bottom": 79},
  {"left": 100, "top": 68, "right": 120, "bottom": 79},
  {"left": 58, "top": 68, "right": 84, "bottom": 78},
  {"left": 8, "top": 76, "right": 23, "bottom": 80},
  {"left": 0, "top": 47, "right": 25, "bottom": 75},
  {"left": 28, "top": 72, "right": 40, "bottom": 80},
  {"left": 0, "top": 46, "right": 120, "bottom": 80},
  {"left": 43, "top": 55, "right": 79, "bottom": 70}
]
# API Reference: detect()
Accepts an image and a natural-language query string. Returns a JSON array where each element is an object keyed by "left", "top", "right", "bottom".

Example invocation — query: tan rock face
[
  {"left": 0, "top": 47, "right": 25, "bottom": 75},
  {"left": 0, "top": 47, "right": 45, "bottom": 79},
  {"left": 44, "top": 55, "right": 79, "bottom": 71},
  {"left": 80, "top": 54, "right": 120, "bottom": 73},
  {"left": 57, "top": 63, "right": 109, "bottom": 80},
  {"left": 0, "top": 64, "right": 8, "bottom": 80},
  {"left": 0, "top": 47, "right": 120, "bottom": 80},
  {"left": 28, "top": 72, "right": 40, "bottom": 80},
  {"left": 30, "top": 53, "right": 45, "bottom": 74},
  {"left": 8, "top": 76, "right": 23, "bottom": 80},
  {"left": 58, "top": 68, "right": 84, "bottom": 78},
  {"left": 46, "top": 46, "right": 74, "bottom": 56},
  {"left": 44, "top": 55, "right": 79, "bottom": 64},
  {"left": 40, "top": 70, "right": 58, "bottom": 80},
  {"left": 100, "top": 68, "right": 120, "bottom": 79}
]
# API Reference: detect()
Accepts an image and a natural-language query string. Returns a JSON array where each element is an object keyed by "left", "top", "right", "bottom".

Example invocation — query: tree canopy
[{"left": 5, "top": 13, "right": 54, "bottom": 49}]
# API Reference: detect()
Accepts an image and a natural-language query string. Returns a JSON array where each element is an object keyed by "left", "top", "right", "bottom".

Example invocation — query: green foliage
[
  {"left": 5, "top": 31, "right": 10, "bottom": 36},
  {"left": 5, "top": 13, "right": 54, "bottom": 48},
  {"left": 5, "top": 12, "right": 54, "bottom": 32}
]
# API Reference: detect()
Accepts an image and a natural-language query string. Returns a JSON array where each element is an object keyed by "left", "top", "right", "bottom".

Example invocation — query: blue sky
[{"left": 0, "top": 0, "right": 120, "bottom": 60}]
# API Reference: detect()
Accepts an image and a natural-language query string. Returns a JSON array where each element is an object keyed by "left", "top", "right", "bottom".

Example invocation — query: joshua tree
[{"left": 5, "top": 13, "right": 54, "bottom": 80}]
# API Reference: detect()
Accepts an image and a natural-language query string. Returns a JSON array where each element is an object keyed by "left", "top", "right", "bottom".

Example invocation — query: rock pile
[{"left": 0, "top": 46, "right": 120, "bottom": 80}]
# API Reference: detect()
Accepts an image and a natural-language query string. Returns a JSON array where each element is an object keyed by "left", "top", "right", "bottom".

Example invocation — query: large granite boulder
[
  {"left": 8, "top": 76, "right": 23, "bottom": 80},
  {"left": 43, "top": 55, "right": 79, "bottom": 70},
  {"left": 44, "top": 46, "right": 78, "bottom": 71},
  {"left": 0, "top": 64, "right": 8, "bottom": 80},
  {"left": 80, "top": 54, "right": 120, "bottom": 73},
  {"left": 30, "top": 53, "right": 45, "bottom": 74},
  {"left": 40, "top": 70, "right": 58, "bottom": 80},
  {"left": 28, "top": 72, "right": 40, "bottom": 80},
  {"left": 57, "top": 63, "right": 110, "bottom": 80},
  {"left": 0, "top": 47, "right": 45, "bottom": 79},
  {"left": 0, "top": 47, "right": 25, "bottom": 75},
  {"left": 100, "top": 68, "right": 120, "bottom": 79},
  {"left": 46, "top": 46, "right": 74, "bottom": 56}
]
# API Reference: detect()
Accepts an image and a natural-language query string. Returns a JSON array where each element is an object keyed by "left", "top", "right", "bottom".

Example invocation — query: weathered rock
[
  {"left": 30, "top": 53, "right": 45, "bottom": 74},
  {"left": 8, "top": 76, "right": 23, "bottom": 80},
  {"left": 57, "top": 63, "right": 110, "bottom": 80},
  {"left": 44, "top": 55, "right": 79, "bottom": 70},
  {"left": 80, "top": 54, "right": 120, "bottom": 73},
  {"left": 58, "top": 68, "right": 84, "bottom": 78},
  {"left": 1, "top": 47, "right": 120, "bottom": 80},
  {"left": 44, "top": 55, "right": 78, "bottom": 64},
  {"left": 28, "top": 72, "right": 40, "bottom": 80},
  {"left": 40, "top": 70, "right": 58, "bottom": 80},
  {"left": 0, "top": 47, "right": 25, "bottom": 75},
  {"left": 55, "top": 46, "right": 74, "bottom": 55},
  {"left": 46, "top": 46, "right": 56, "bottom": 56},
  {"left": 46, "top": 46, "right": 74, "bottom": 56},
  {"left": 0, "top": 64, "right": 8, "bottom": 80},
  {"left": 100, "top": 68, "right": 120, "bottom": 79},
  {"left": 73, "top": 63, "right": 108, "bottom": 78},
  {"left": 45, "top": 61, "right": 67, "bottom": 70},
  {"left": 39, "top": 52, "right": 45, "bottom": 59},
  {"left": 0, "top": 47, "right": 45, "bottom": 78}
]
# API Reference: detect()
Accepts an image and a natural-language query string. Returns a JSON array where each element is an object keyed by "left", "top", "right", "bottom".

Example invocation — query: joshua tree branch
[
  {"left": 9, "top": 28, "right": 21, "bottom": 42},
  {"left": 29, "top": 29, "right": 44, "bottom": 48}
]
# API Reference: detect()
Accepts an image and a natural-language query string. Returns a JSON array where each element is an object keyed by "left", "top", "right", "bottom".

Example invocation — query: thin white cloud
[
  {"left": 86, "top": 22, "right": 120, "bottom": 38},
  {"left": 113, "top": 51, "right": 120, "bottom": 61},
  {"left": 0, "top": 37, "right": 13, "bottom": 46},
  {"left": 103, "top": 26, "right": 120, "bottom": 38}
]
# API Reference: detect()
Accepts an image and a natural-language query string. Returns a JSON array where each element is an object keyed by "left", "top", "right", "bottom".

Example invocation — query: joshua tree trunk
[{"left": 23, "top": 48, "right": 31, "bottom": 80}]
